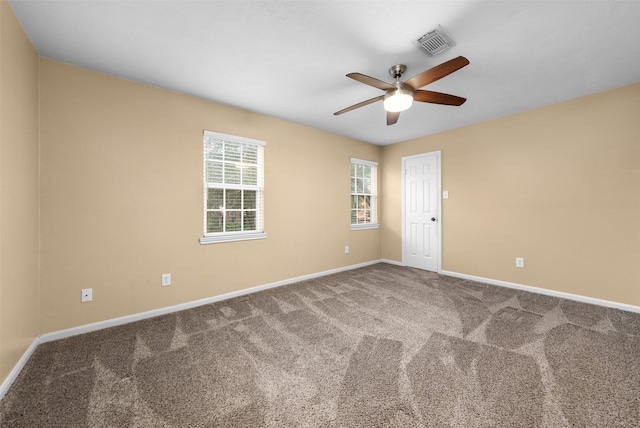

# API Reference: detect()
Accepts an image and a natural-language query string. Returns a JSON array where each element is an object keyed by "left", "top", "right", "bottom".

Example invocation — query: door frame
[{"left": 401, "top": 150, "right": 442, "bottom": 273}]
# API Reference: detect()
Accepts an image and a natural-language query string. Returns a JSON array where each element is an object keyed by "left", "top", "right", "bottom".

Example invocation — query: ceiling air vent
[{"left": 416, "top": 25, "right": 456, "bottom": 56}]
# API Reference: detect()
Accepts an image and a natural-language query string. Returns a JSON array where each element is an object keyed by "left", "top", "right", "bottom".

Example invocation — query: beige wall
[
  {"left": 382, "top": 83, "right": 640, "bottom": 306},
  {"left": 0, "top": 1, "right": 40, "bottom": 382},
  {"left": 39, "top": 58, "right": 381, "bottom": 333}
]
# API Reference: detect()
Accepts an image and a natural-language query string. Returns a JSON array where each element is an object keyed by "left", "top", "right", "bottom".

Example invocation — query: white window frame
[
  {"left": 200, "top": 130, "right": 266, "bottom": 244},
  {"left": 350, "top": 158, "right": 379, "bottom": 231}
]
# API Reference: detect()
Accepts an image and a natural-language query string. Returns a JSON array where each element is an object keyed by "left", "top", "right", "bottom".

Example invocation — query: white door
[{"left": 403, "top": 152, "right": 440, "bottom": 272}]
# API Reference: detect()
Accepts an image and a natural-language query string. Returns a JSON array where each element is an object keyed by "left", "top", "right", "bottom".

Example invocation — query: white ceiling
[{"left": 8, "top": 1, "right": 640, "bottom": 146}]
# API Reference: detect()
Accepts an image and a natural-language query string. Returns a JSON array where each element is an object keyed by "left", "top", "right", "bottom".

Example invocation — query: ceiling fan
[{"left": 334, "top": 56, "right": 470, "bottom": 125}]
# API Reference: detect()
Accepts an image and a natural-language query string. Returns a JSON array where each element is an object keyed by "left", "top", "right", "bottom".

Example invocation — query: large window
[
  {"left": 351, "top": 158, "right": 378, "bottom": 230},
  {"left": 200, "top": 130, "right": 266, "bottom": 244}
]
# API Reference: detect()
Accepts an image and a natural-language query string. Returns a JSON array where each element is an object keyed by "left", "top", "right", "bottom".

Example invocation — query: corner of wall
[{"left": 0, "top": 0, "right": 41, "bottom": 389}]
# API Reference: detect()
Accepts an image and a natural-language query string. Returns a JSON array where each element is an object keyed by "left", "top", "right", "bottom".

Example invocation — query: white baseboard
[
  {"left": 380, "top": 258, "right": 404, "bottom": 266},
  {"left": 40, "top": 259, "right": 383, "bottom": 344},
  {"left": 441, "top": 270, "right": 640, "bottom": 314},
  {"left": 0, "top": 337, "right": 40, "bottom": 401}
]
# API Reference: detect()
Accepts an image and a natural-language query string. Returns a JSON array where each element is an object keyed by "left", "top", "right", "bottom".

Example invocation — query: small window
[
  {"left": 200, "top": 131, "right": 266, "bottom": 244},
  {"left": 351, "top": 158, "right": 378, "bottom": 230}
]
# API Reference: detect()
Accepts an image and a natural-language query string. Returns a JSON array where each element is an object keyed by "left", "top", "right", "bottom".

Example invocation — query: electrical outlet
[
  {"left": 344, "top": 246, "right": 350, "bottom": 254},
  {"left": 81, "top": 288, "right": 92, "bottom": 302},
  {"left": 161, "top": 273, "right": 171, "bottom": 286},
  {"left": 515, "top": 258, "right": 525, "bottom": 268}
]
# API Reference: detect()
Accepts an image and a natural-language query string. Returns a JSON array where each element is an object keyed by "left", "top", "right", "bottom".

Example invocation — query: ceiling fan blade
[
  {"left": 405, "top": 56, "right": 470, "bottom": 90},
  {"left": 387, "top": 111, "right": 400, "bottom": 126},
  {"left": 347, "top": 73, "right": 396, "bottom": 91},
  {"left": 414, "top": 90, "right": 467, "bottom": 106},
  {"left": 334, "top": 95, "right": 384, "bottom": 116}
]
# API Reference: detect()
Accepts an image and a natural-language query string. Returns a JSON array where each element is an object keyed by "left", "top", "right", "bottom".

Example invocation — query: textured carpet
[{"left": 1, "top": 263, "right": 639, "bottom": 427}]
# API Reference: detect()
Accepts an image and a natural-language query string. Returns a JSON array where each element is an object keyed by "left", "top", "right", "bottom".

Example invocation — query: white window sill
[
  {"left": 200, "top": 232, "right": 267, "bottom": 245},
  {"left": 350, "top": 223, "right": 379, "bottom": 231}
]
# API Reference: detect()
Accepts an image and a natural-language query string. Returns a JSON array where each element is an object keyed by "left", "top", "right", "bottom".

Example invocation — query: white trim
[
  {"left": 441, "top": 270, "right": 640, "bottom": 314},
  {"left": 0, "top": 337, "right": 40, "bottom": 401},
  {"left": 436, "top": 152, "right": 442, "bottom": 273},
  {"left": 40, "top": 259, "right": 383, "bottom": 344},
  {"left": 380, "top": 258, "right": 404, "bottom": 266},
  {"left": 200, "top": 231, "right": 266, "bottom": 244},
  {"left": 350, "top": 157, "right": 378, "bottom": 167},
  {"left": 350, "top": 223, "right": 379, "bottom": 231},
  {"left": 203, "top": 129, "right": 266, "bottom": 147},
  {"left": 401, "top": 151, "right": 442, "bottom": 273}
]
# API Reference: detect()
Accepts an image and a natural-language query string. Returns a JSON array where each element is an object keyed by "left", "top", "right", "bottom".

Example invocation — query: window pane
[
  {"left": 243, "top": 165, "right": 257, "bottom": 185},
  {"left": 205, "top": 138, "right": 223, "bottom": 160},
  {"left": 363, "top": 164, "right": 371, "bottom": 178},
  {"left": 225, "top": 142, "right": 242, "bottom": 162},
  {"left": 351, "top": 177, "right": 356, "bottom": 193},
  {"left": 351, "top": 210, "right": 357, "bottom": 224},
  {"left": 351, "top": 163, "right": 356, "bottom": 177},
  {"left": 243, "top": 211, "right": 256, "bottom": 231},
  {"left": 207, "top": 188, "right": 224, "bottom": 209},
  {"left": 206, "top": 161, "right": 223, "bottom": 184},
  {"left": 361, "top": 209, "right": 371, "bottom": 223},
  {"left": 226, "top": 189, "right": 242, "bottom": 209},
  {"left": 225, "top": 162, "right": 241, "bottom": 184},
  {"left": 357, "top": 195, "right": 369, "bottom": 223},
  {"left": 243, "top": 145, "right": 258, "bottom": 164},
  {"left": 357, "top": 195, "right": 371, "bottom": 211},
  {"left": 356, "top": 178, "right": 364, "bottom": 193},
  {"left": 351, "top": 195, "right": 357, "bottom": 209},
  {"left": 207, "top": 211, "right": 223, "bottom": 233},
  {"left": 225, "top": 211, "right": 242, "bottom": 231},
  {"left": 244, "top": 190, "right": 256, "bottom": 209},
  {"left": 363, "top": 178, "right": 371, "bottom": 194},
  {"left": 356, "top": 163, "right": 364, "bottom": 177}
]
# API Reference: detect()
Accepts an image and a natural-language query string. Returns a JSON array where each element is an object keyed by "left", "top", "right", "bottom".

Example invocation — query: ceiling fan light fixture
[{"left": 383, "top": 89, "right": 413, "bottom": 112}]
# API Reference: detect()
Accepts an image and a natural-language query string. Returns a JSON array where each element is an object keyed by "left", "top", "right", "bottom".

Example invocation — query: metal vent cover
[{"left": 416, "top": 25, "right": 456, "bottom": 56}]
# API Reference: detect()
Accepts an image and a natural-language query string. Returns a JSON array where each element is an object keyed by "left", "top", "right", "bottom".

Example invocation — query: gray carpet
[{"left": 1, "top": 263, "right": 639, "bottom": 427}]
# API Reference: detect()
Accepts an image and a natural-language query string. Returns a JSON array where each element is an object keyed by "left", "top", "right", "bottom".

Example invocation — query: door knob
[{"left": 431, "top": 217, "right": 437, "bottom": 221}]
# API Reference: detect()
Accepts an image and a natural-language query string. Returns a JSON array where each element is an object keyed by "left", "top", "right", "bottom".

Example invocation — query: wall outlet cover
[
  {"left": 161, "top": 273, "right": 171, "bottom": 286},
  {"left": 81, "top": 288, "right": 92, "bottom": 302}
]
